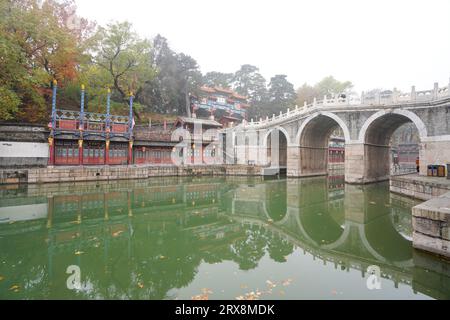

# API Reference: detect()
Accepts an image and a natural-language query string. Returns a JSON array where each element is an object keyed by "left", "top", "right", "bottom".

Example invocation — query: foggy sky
[{"left": 75, "top": 0, "right": 450, "bottom": 93}]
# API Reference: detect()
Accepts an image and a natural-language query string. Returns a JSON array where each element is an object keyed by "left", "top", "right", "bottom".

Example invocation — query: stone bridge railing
[{"left": 236, "top": 79, "right": 450, "bottom": 129}]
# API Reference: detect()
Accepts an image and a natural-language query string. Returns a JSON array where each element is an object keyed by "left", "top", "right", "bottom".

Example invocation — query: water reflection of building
[{"left": 0, "top": 177, "right": 449, "bottom": 299}]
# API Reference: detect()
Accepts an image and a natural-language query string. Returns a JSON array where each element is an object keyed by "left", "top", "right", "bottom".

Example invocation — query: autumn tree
[{"left": 0, "top": 0, "right": 93, "bottom": 122}]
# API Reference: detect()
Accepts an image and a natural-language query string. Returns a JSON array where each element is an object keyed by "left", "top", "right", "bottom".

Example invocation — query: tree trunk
[{"left": 185, "top": 79, "right": 191, "bottom": 117}]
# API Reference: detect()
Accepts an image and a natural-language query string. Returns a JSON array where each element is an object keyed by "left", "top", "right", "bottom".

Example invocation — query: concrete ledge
[
  {"left": 390, "top": 173, "right": 450, "bottom": 200},
  {"left": 0, "top": 164, "right": 263, "bottom": 185},
  {"left": 412, "top": 191, "right": 450, "bottom": 259}
]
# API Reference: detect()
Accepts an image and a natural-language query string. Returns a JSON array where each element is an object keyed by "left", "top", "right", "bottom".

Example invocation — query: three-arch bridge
[{"left": 224, "top": 80, "right": 450, "bottom": 183}]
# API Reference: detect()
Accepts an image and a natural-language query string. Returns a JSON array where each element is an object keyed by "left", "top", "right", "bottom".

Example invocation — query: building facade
[{"left": 190, "top": 86, "right": 249, "bottom": 127}]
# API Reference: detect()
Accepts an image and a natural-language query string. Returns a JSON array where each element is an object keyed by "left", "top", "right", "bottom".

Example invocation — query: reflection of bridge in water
[{"left": 0, "top": 176, "right": 448, "bottom": 299}]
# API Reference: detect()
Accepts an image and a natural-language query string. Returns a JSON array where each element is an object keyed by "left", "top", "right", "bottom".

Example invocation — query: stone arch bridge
[{"left": 224, "top": 80, "right": 450, "bottom": 183}]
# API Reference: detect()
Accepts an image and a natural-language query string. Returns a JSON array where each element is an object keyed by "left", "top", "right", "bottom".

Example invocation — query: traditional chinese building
[
  {"left": 132, "top": 123, "right": 176, "bottom": 165},
  {"left": 190, "top": 86, "right": 249, "bottom": 127},
  {"left": 328, "top": 136, "right": 345, "bottom": 164},
  {"left": 173, "top": 116, "right": 223, "bottom": 164},
  {"left": 48, "top": 81, "right": 134, "bottom": 166}
]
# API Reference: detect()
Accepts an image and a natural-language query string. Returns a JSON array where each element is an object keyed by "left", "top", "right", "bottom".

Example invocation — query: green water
[{"left": 0, "top": 175, "right": 449, "bottom": 300}]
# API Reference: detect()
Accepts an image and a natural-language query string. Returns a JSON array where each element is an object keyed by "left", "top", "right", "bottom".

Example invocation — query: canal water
[{"left": 0, "top": 176, "right": 449, "bottom": 300}]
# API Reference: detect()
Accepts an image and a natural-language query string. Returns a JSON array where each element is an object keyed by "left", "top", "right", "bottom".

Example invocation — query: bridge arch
[
  {"left": 295, "top": 111, "right": 351, "bottom": 144},
  {"left": 295, "top": 112, "right": 350, "bottom": 176},
  {"left": 357, "top": 109, "right": 427, "bottom": 181},
  {"left": 262, "top": 126, "right": 291, "bottom": 147},
  {"left": 358, "top": 109, "right": 428, "bottom": 143},
  {"left": 263, "top": 127, "right": 289, "bottom": 168}
]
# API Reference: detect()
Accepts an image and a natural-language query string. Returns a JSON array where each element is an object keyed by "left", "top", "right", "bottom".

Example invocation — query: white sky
[{"left": 75, "top": 0, "right": 450, "bottom": 93}]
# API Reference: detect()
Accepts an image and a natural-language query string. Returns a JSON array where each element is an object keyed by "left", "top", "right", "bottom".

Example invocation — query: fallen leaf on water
[
  {"left": 266, "top": 280, "right": 276, "bottom": 289},
  {"left": 9, "top": 285, "right": 19, "bottom": 291},
  {"left": 0, "top": 276, "right": 4, "bottom": 281},
  {"left": 201, "top": 288, "right": 213, "bottom": 295},
  {"left": 137, "top": 282, "right": 144, "bottom": 288},
  {"left": 112, "top": 230, "right": 123, "bottom": 237},
  {"left": 369, "top": 201, "right": 376, "bottom": 205},
  {"left": 236, "top": 290, "right": 262, "bottom": 300},
  {"left": 282, "top": 278, "right": 293, "bottom": 286},
  {"left": 159, "top": 255, "right": 166, "bottom": 259},
  {"left": 74, "top": 251, "right": 84, "bottom": 255},
  {"left": 267, "top": 219, "right": 273, "bottom": 223},
  {"left": 9, "top": 221, "right": 15, "bottom": 224},
  {"left": 192, "top": 294, "right": 209, "bottom": 300}
]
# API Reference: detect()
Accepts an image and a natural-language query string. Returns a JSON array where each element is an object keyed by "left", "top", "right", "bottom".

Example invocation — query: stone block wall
[
  {"left": 0, "top": 164, "right": 263, "bottom": 185},
  {"left": 412, "top": 192, "right": 450, "bottom": 259},
  {"left": 390, "top": 175, "right": 450, "bottom": 201}
]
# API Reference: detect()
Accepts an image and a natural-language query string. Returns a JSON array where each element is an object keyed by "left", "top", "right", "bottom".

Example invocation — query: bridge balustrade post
[
  {"left": 411, "top": 85, "right": 416, "bottom": 101},
  {"left": 448, "top": 77, "right": 450, "bottom": 96},
  {"left": 303, "top": 101, "right": 307, "bottom": 109},
  {"left": 313, "top": 97, "right": 317, "bottom": 107},
  {"left": 433, "top": 82, "right": 439, "bottom": 100},
  {"left": 361, "top": 91, "right": 365, "bottom": 104},
  {"left": 393, "top": 88, "right": 398, "bottom": 103},
  {"left": 323, "top": 95, "right": 327, "bottom": 106}
]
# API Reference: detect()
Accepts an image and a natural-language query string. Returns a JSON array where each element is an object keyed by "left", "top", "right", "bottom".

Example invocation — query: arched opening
[
  {"left": 297, "top": 114, "right": 348, "bottom": 176},
  {"left": 266, "top": 129, "right": 288, "bottom": 173},
  {"left": 361, "top": 111, "right": 422, "bottom": 181}
]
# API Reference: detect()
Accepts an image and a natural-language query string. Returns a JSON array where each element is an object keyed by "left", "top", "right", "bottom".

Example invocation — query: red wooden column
[
  {"left": 105, "top": 140, "right": 110, "bottom": 165},
  {"left": 128, "top": 140, "right": 133, "bottom": 165},
  {"left": 78, "top": 139, "right": 83, "bottom": 165},
  {"left": 48, "top": 137, "right": 55, "bottom": 165}
]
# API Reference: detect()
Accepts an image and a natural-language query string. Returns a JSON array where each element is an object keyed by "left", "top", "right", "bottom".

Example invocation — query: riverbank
[{"left": 0, "top": 164, "right": 263, "bottom": 185}]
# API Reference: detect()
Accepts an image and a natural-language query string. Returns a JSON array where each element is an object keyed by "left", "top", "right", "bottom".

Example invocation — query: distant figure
[
  {"left": 393, "top": 154, "right": 399, "bottom": 172},
  {"left": 416, "top": 157, "right": 420, "bottom": 173}
]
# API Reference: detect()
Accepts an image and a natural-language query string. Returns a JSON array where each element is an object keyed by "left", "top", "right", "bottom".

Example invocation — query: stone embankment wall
[
  {"left": 390, "top": 174, "right": 450, "bottom": 201},
  {"left": 0, "top": 164, "right": 263, "bottom": 185},
  {"left": 412, "top": 191, "right": 450, "bottom": 259}
]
